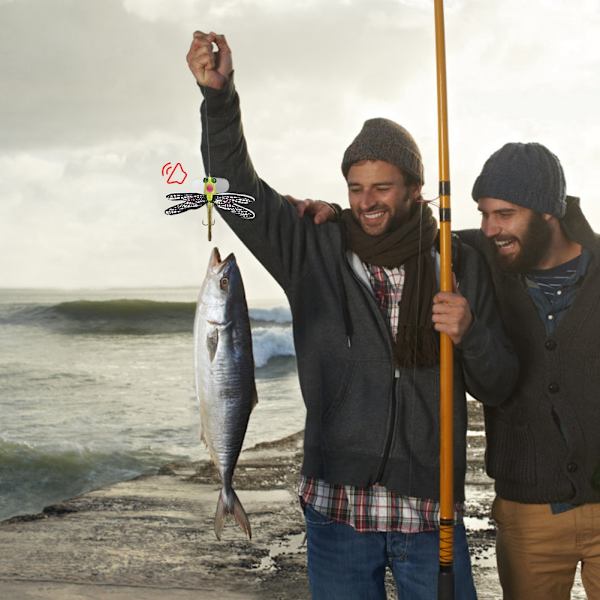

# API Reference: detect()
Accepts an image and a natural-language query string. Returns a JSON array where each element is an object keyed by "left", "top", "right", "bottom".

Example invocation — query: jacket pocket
[
  {"left": 485, "top": 415, "right": 536, "bottom": 485},
  {"left": 321, "top": 360, "right": 390, "bottom": 453},
  {"left": 393, "top": 368, "right": 440, "bottom": 466},
  {"left": 321, "top": 360, "right": 357, "bottom": 424}
]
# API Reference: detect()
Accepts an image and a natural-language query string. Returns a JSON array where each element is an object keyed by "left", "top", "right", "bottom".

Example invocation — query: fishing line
[
  {"left": 201, "top": 42, "right": 215, "bottom": 179},
  {"left": 202, "top": 85, "right": 212, "bottom": 179},
  {"left": 416, "top": 196, "right": 441, "bottom": 208}
]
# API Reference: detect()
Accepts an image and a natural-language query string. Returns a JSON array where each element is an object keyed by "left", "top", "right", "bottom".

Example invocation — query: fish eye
[
  {"left": 211, "top": 177, "right": 217, "bottom": 183},
  {"left": 220, "top": 277, "right": 229, "bottom": 290}
]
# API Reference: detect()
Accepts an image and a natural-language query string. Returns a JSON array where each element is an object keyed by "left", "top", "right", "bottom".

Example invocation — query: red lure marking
[{"left": 207, "top": 184, "right": 214, "bottom": 193}]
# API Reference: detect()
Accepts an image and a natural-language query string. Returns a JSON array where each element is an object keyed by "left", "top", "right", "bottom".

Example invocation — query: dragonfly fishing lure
[{"left": 165, "top": 176, "right": 256, "bottom": 241}]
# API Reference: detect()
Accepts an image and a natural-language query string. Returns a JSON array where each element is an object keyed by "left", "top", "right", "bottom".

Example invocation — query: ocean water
[{"left": 0, "top": 288, "right": 304, "bottom": 521}]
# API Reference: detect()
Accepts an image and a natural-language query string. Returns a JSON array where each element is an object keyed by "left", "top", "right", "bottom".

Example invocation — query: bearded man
[{"left": 462, "top": 143, "right": 600, "bottom": 600}]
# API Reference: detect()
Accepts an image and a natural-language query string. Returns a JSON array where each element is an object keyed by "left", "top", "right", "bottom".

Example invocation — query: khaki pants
[{"left": 492, "top": 497, "right": 600, "bottom": 600}]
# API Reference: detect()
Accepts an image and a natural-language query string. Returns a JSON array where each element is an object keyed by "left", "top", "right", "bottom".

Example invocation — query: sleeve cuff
[
  {"left": 456, "top": 314, "right": 490, "bottom": 358},
  {"left": 197, "top": 72, "right": 236, "bottom": 112}
]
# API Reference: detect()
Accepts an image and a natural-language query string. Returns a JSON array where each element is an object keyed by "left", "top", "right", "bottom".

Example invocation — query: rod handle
[{"left": 438, "top": 569, "right": 454, "bottom": 600}]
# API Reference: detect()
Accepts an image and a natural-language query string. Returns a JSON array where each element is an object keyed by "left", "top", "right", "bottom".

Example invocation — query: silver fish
[{"left": 194, "top": 247, "right": 257, "bottom": 540}]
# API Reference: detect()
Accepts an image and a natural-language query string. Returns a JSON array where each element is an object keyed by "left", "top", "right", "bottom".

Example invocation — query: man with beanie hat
[
  {"left": 184, "top": 31, "right": 518, "bottom": 599},
  {"left": 462, "top": 142, "right": 600, "bottom": 599},
  {"left": 311, "top": 139, "right": 600, "bottom": 597}
]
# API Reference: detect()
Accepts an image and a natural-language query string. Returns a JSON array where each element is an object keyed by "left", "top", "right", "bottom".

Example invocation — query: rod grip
[{"left": 438, "top": 569, "right": 454, "bottom": 599}]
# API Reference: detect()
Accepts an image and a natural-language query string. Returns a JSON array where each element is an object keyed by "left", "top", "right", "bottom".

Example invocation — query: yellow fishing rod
[{"left": 434, "top": 1, "right": 455, "bottom": 598}]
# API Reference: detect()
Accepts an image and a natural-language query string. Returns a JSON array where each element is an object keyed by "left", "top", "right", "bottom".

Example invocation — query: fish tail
[{"left": 214, "top": 487, "right": 252, "bottom": 541}]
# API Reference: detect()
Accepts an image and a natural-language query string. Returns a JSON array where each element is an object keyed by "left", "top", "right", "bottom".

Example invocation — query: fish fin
[
  {"left": 214, "top": 491, "right": 225, "bottom": 541},
  {"left": 232, "top": 489, "right": 252, "bottom": 540},
  {"left": 214, "top": 488, "right": 252, "bottom": 541},
  {"left": 206, "top": 329, "right": 218, "bottom": 362}
]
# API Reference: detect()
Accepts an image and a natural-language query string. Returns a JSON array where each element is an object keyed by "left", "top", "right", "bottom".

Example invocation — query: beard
[
  {"left": 490, "top": 213, "right": 553, "bottom": 273},
  {"left": 351, "top": 191, "right": 413, "bottom": 237}
]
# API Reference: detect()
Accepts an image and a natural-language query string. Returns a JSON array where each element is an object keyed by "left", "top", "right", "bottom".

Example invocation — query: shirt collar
[{"left": 524, "top": 248, "right": 591, "bottom": 289}]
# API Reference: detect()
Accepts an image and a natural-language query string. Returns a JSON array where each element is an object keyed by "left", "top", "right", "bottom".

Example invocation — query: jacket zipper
[
  {"left": 342, "top": 253, "right": 397, "bottom": 483},
  {"left": 375, "top": 378, "right": 397, "bottom": 483}
]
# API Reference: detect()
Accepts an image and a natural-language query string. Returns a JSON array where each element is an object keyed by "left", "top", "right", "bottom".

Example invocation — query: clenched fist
[{"left": 186, "top": 31, "right": 232, "bottom": 90}]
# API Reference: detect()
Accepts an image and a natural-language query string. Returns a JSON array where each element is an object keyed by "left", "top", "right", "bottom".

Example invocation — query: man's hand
[
  {"left": 285, "top": 195, "right": 339, "bottom": 224},
  {"left": 432, "top": 281, "right": 473, "bottom": 345},
  {"left": 186, "top": 31, "right": 232, "bottom": 90}
]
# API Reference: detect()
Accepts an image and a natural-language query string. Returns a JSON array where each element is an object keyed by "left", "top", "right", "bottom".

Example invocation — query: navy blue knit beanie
[{"left": 471, "top": 142, "right": 566, "bottom": 218}]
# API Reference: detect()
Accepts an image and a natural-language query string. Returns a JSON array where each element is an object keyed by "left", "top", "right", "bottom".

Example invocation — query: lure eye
[
  {"left": 211, "top": 177, "right": 217, "bottom": 183},
  {"left": 220, "top": 277, "right": 229, "bottom": 290},
  {"left": 203, "top": 177, "right": 208, "bottom": 183}
]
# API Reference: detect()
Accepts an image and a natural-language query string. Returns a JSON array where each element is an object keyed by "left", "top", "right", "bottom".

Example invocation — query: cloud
[
  {"left": 2, "top": 0, "right": 600, "bottom": 292},
  {"left": 0, "top": 0, "right": 195, "bottom": 151},
  {"left": 0, "top": 0, "right": 434, "bottom": 156}
]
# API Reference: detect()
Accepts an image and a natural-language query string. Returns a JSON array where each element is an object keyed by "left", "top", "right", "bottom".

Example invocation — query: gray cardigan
[
  {"left": 200, "top": 78, "right": 518, "bottom": 501},
  {"left": 459, "top": 198, "right": 600, "bottom": 504}
]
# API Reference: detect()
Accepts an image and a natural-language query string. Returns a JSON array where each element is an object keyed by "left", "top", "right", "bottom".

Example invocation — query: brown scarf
[{"left": 341, "top": 203, "right": 439, "bottom": 368}]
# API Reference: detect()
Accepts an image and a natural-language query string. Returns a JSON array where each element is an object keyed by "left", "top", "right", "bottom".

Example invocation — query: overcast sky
[{"left": 2, "top": 0, "right": 600, "bottom": 300}]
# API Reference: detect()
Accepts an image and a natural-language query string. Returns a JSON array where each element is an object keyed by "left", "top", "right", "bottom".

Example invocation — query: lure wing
[
  {"left": 214, "top": 193, "right": 256, "bottom": 220},
  {"left": 164, "top": 193, "right": 207, "bottom": 215}
]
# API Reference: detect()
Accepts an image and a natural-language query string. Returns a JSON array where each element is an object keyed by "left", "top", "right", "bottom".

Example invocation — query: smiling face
[
  {"left": 347, "top": 160, "right": 421, "bottom": 236},
  {"left": 478, "top": 197, "right": 553, "bottom": 272}
]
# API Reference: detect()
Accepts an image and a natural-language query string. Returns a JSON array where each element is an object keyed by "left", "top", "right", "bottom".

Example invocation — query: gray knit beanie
[
  {"left": 341, "top": 118, "right": 424, "bottom": 184},
  {"left": 471, "top": 142, "right": 566, "bottom": 218}
]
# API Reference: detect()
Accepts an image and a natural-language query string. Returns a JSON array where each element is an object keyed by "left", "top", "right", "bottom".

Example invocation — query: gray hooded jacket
[{"left": 199, "top": 79, "right": 518, "bottom": 502}]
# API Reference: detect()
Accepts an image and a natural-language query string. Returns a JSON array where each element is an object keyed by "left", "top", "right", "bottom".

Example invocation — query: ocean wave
[
  {"left": 3, "top": 300, "right": 292, "bottom": 335},
  {"left": 249, "top": 306, "right": 291, "bottom": 325},
  {"left": 2, "top": 300, "right": 195, "bottom": 335},
  {"left": 0, "top": 438, "right": 165, "bottom": 521},
  {"left": 252, "top": 326, "right": 295, "bottom": 368}
]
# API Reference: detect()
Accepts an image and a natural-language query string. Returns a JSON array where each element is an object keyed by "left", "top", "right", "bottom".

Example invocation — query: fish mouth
[
  {"left": 209, "top": 247, "right": 222, "bottom": 267},
  {"left": 209, "top": 247, "right": 235, "bottom": 273}
]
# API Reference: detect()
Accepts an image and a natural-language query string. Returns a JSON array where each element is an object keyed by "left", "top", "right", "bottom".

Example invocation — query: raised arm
[{"left": 186, "top": 31, "right": 322, "bottom": 292}]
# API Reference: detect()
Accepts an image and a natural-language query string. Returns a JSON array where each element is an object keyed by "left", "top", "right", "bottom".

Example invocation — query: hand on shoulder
[{"left": 285, "top": 195, "right": 339, "bottom": 224}]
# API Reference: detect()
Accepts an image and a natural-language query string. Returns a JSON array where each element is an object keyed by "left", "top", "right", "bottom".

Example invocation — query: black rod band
[{"left": 439, "top": 208, "right": 451, "bottom": 222}]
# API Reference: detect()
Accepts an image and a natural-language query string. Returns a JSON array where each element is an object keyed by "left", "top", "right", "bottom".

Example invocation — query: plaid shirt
[{"left": 299, "top": 262, "right": 463, "bottom": 532}]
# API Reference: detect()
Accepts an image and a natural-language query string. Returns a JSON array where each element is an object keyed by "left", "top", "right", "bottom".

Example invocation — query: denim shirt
[
  {"left": 524, "top": 249, "right": 591, "bottom": 513},
  {"left": 524, "top": 249, "right": 591, "bottom": 336}
]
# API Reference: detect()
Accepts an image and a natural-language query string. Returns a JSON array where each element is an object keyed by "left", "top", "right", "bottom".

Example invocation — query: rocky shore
[{"left": 0, "top": 427, "right": 586, "bottom": 599}]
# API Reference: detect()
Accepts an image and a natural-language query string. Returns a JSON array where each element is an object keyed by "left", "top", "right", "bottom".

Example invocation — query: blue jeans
[{"left": 304, "top": 503, "right": 478, "bottom": 600}]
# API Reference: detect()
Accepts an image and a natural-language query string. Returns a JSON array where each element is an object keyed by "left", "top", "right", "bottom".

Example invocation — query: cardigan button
[
  {"left": 548, "top": 382, "right": 560, "bottom": 393},
  {"left": 567, "top": 462, "right": 578, "bottom": 473},
  {"left": 545, "top": 339, "right": 557, "bottom": 351}
]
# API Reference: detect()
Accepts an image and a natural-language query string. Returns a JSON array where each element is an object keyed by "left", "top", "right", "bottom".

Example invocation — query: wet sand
[{"left": 0, "top": 416, "right": 587, "bottom": 599}]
